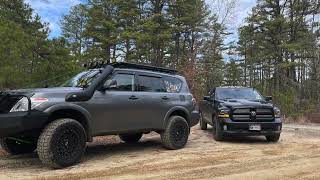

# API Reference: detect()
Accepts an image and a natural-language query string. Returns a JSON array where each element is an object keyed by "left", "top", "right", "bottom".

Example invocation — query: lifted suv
[
  {"left": 199, "top": 87, "right": 282, "bottom": 142},
  {"left": 0, "top": 63, "right": 199, "bottom": 168}
]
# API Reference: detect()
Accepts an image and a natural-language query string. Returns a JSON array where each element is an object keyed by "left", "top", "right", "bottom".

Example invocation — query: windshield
[
  {"left": 216, "top": 88, "right": 264, "bottom": 100},
  {"left": 61, "top": 69, "right": 100, "bottom": 88}
]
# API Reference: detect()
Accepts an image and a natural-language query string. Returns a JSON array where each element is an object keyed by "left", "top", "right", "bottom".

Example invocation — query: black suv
[
  {"left": 0, "top": 63, "right": 199, "bottom": 168},
  {"left": 199, "top": 87, "right": 282, "bottom": 142}
]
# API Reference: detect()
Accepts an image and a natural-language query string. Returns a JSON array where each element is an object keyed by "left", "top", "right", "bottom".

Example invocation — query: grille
[
  {"left": 232, "top": 108, "right": 274, "bottom": 122},
  {"left": 0, "top": 94, "right": 21, "bottom": 114}
]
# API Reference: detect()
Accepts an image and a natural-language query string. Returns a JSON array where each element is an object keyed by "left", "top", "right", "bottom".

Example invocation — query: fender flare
[
  {"left": 44, "top": 103, "right": 93, "bottom": 141},
  {"left": 163, "top": 106, "right": 191, "bottom": 128}
]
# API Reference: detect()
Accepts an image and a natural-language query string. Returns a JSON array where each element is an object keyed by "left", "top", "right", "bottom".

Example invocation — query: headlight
[
  {"left": 218, "top": 108, "right": 230, "bottom": 118},
  {"left": 10, "top": 97, "right": 29, "bottom": 112},
  {"left": 274, "top": 107, "right": 281, "bottom": 118},
  {"left": 10, "top": 97, "right": 48, "bottom": 112}
]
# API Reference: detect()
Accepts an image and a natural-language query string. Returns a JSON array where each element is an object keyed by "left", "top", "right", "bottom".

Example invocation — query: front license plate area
[{"left": 249, "top": 124, "right": 261, "bottom": 131}]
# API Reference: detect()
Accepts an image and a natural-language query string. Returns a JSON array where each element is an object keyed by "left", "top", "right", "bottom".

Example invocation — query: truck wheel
[
  {"left": 119, "top": 133, "right": 142, "bottom": 143},
  {"left": 0, "top": 137, "right": 37, "bottom": 155},
  {"left": 213, "top": 119, "right": 224, "bottom": 141},
  {"left": 199, "top": 112, "right": 207, "bottom": 130},
  {"left": 37, "top": 119, "right": 86, "bottom": 169},
  {"left": 266, "top": 134, "right": 280, "bottom": 142},
  {"left": 161, "top": 116, "right": 190, "bottom": 150}
]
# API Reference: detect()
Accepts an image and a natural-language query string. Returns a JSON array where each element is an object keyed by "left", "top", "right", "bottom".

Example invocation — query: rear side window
[
  {"left": 138, "top": 75, "right": 166, "bottom": 92},
  {"left": 163, "top": 76, "right": 182, "bottom": 93}
]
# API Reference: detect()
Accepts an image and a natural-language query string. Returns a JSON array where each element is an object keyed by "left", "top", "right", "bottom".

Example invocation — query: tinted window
[
  {"left": 104, "top": 73, "right": 134, "bottom": 91},
  {"left": 138, "top": 75, "right": 166, "bottom": 92},
  {"left": 163, "top": 76, "right": 182, "bottom": 93}
]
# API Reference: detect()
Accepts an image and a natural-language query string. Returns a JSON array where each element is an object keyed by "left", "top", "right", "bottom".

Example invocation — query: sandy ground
[{"left": 0, "top": 124, "right": 320, "bottom": 180}]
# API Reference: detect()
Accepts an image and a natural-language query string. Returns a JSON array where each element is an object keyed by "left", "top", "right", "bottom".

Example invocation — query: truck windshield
[
  {"left": 61, "top": 69, "right": 100, "bottom": 88},
  {"left": 216, "top": 88, "right": 263, "bottom": 101}
]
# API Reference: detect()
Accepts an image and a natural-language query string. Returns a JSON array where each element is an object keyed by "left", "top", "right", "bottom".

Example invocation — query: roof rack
[
  {"left": 85, "top": 61, "right": 178, "bottom": 74},
  {"left": 110, "top": 62, "right": 178, "bottom": 74}
]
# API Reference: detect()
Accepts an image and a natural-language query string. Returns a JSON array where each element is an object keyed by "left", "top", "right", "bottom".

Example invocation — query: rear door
[{"left": 134, "top": 73, "right": 169, "bottom": 129}]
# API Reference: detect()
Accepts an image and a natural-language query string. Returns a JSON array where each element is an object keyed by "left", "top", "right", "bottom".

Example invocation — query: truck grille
[
  {"left": 0, "top": 94, "right": 21, "bottom": 114},
  {"left": 231, "top": 108, "right": 274, "bottom": 122}
]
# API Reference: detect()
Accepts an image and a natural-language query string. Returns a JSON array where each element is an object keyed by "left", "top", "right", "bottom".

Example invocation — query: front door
[
  {"left": 88, "top": 71, "right": 138, "bottom": 134},
  {"left": 203, "top": 92, "right": 215, "bottom": 124}
]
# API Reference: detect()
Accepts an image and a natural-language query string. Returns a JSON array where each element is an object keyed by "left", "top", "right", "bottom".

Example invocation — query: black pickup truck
[{"left": 199, "top": 87, "right": 282, "bottom": 142}]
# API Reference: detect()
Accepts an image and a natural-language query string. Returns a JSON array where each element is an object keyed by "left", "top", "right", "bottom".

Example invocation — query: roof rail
[{"left": 110, "top": 62, "right": 178, "bottom": 74}]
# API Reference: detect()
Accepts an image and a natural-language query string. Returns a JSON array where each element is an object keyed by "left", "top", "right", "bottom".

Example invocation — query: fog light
[
  {"left": 223, "top": 125, "right": 227, "bottom": 131},
  {"left": 218, "top": 114, "right": 230, "bottom": 118}
]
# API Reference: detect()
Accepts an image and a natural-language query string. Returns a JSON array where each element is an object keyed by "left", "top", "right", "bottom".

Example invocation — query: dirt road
[{"left": 0, "top": 124, "right": 320, "bottom": 180}]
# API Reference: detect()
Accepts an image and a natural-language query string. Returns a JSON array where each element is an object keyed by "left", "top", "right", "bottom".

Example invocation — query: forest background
[{"left": 0, "top": 0, "right": 319, "bottom": 119}]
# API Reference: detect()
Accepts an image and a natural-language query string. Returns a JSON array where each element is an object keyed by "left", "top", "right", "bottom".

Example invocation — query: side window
[
  {"left": 138, "top": 75, "right": 166, "bottom": 92},
  {"left": 104, "top": 73, "right": 134, "bottom": 91},
  {"left": 163, "top": 76, "right": 182, "bottom": 93}
]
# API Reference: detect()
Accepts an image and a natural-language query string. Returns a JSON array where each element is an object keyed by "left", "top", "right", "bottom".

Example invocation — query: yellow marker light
[{"left": 218, "top": 113, "right": 230, "bottom": 118}]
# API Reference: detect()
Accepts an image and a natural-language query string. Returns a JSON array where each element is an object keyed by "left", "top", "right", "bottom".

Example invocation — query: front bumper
[
  {"left": 0, "top": 111, "right": 48, "bottom": 138},
  {"left": 190, "top": 110, "right": 200, "bottom": 127},
  {"left": 220, "top": 118, "right": 282, "bottom": 136}
]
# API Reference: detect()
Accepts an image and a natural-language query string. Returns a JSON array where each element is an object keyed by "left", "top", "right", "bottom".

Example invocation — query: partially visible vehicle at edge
[
  {"left": 199, "top": 87, "right": 282, "bottom": 142},
  {"left": 0, "top": 62, "right": 199, "bottom": 169}
]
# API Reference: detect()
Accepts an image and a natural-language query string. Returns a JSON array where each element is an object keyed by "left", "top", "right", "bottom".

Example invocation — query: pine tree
[
  {"left": 61, "top": 4, "right": 88, "bottom": 64},
  {"left": 237, "top": 0, "right": 320, "bottom": 116},
  {"left": 0, "top": 0, "right": 74, "bottom": 89}
]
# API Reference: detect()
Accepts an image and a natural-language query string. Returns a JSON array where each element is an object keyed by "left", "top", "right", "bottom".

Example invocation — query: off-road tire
[
  {"left": 199, "top": 112, "right": 207, "bottom": 130},
  {"left": 0, "top": 137, "right": 37, "bottom": 155},
  {"left": 213, "top": 118, "right": 224, "bottom": 141},
  {"left": 161, "top": 116, "right": 190, "bottom": 150},
  {"left": 266, "top": 134, "right": 280, "bottom": 142},
  {"left": 119, "top": 133, "right": 143, "bottom": 143},
  {"left": 37, "top": 119, "right": 86, "bottom": 169}
]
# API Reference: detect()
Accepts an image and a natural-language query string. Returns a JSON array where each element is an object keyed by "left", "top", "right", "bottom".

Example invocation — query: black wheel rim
[
  {"left": 52, "top": 128, "right": 82, "bottom": 164},
  {"left": 171, "top": 122, "right": 188, "bottom": 145}
]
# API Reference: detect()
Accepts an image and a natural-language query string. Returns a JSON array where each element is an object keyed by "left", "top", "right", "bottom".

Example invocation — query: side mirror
[
  {"left": 99, "top": 79, "right": 117, "bottom": 91},
  {"left": 107, "top": 79, "right": 117, "bottom": 89},
  {"left": 204, "top": 96, "right": 213, "bottom": 102},
  {"left": 265, "top": 96, "right": 272, "bottom": 101}
]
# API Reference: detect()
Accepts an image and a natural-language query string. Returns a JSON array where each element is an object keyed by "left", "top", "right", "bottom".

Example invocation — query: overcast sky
[{"left": 25, "top": 0, "right": 256, "bottom": 41}]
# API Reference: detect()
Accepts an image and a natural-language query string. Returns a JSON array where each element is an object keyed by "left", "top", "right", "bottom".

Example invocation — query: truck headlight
[
  {"left": 274, "top": 107, "right": 281, "bottom": 118},
  {"left": 10, "top": 97, "right": 48, "bottom": 112},
  {"left": 218, "top": 109, "right": 230, "bottom": 118}
]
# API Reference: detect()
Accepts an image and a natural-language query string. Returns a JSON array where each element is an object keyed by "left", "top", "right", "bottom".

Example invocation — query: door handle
[
  {"left": 129, "top": 95, "right": 139, "bottom": 100},
  {"left": 161, "top": 96, "right": 170, "bottom": 100}
]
